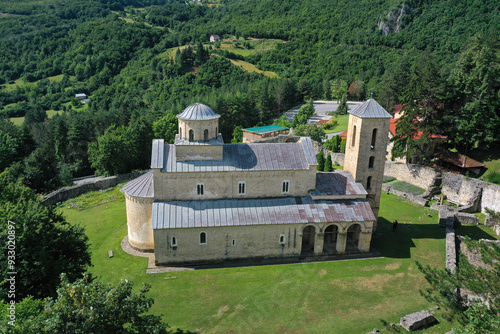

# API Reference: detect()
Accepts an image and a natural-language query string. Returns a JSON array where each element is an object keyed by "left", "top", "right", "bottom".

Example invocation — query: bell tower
[{"left": 344, "top": 99, "right": 392, "bottom": 226}]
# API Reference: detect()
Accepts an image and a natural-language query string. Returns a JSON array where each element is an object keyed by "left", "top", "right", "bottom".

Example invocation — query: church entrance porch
[
  {"left": 301, "top": 226, "right": 316, "bottom": 256},
  {"left": 322, "top": 225, "right": 338, "bottom": 254},
  {"left": 346, "top": 224, "right": 361, "bottom": 252}
]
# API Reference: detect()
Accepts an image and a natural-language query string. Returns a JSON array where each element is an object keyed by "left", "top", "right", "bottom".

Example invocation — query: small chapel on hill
[{"left": 123, "top": 99, "right": 391, "bottom": 265}]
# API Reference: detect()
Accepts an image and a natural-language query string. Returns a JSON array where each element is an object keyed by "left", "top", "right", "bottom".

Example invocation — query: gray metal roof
[
  {"left": 348, "top": 98, "right": 392, "bottom": 119},
  {"left": 151, "top": 137, "right": 317, "bottom": 172},
  {"left": 311, "top": 172, "right": 367, "bottom": 197},
  {"left": 152, "top": 197, "right": 375, "bottom": 229},
  {"left": 122, "top": 170, "right": 154, "bottom": 198},
  {"left": 177, "top": 103, "right": 220, "bottom": 121}
]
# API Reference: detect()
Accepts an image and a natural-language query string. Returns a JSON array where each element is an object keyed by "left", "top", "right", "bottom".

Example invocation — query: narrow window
[
  {"left": 200, "top": 232, "right": 207, "bottom": 244},
  {"left": 352, "top": 125, "right": 357, "bottom": 147},
  {"left": 179, "top": 127, "right": 182, "bottom": 139},
  {"left": 204, "top": 129, "right": 209, "bottom": 142},
  {"left": 197, "top": 183, "right": 204, "bottom": 196},
  {"left": 232, "top": 239, "right": 236, "bottom": 246},
  {"left": 371, "top": 128, "right": 377, "bottom": 149},
  {"left": 215, "top": 127, "right": 218, "bottom": 136},
  {"left": 367, "top": 176, "right": 372, "bottom": 190},
  {"left": 282, "top": 180, "right": 290, "bottom": 193},
  {"left": 189, "top": 129, "right": 194, "bottom": 142},
  {"left": 171, "top": 237, "right": 177, "bottom": 247},
  {"left": 279, "top": 234, "right": 286, "bottom": 244},
  {"left": 368, "top": 156, "right": 375, "bottom": 169},
  {"left": 238, "top": 181, "right": 246, "bottom": 195}
]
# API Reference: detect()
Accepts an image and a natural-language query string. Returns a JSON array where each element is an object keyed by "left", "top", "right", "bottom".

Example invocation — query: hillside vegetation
[{"left": 0, "top": 0, "right": 499, "bottom": 193}]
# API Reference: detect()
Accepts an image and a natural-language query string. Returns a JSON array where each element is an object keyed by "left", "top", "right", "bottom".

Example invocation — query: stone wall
[
  {"left": 455, "top": 212, "right": 480, "bottom": 225},
  {"left": 381, "top": 183, "right": 428, "bottom": 206},
  {"left": 383, "top": 162, "right": 438, "bottom": 190},
  {"left": 384, "top": 162, "right": 500, "bottom": 214},
  {"left": 41, "top": 170, "right": 148, "bottom": 206}
]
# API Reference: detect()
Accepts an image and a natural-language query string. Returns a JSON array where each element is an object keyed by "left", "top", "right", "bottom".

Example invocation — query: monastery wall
[
  {"left": 154, "top": 168, "right": 317, "bottom": 201},
  {"left": 154, "top": 220, "right": 373, "bottom": 265},
  {"left": 383, "top": 162, "right": 438, "bottom": 190}
]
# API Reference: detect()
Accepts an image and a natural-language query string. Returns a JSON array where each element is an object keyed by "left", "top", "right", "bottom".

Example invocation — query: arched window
[
  {"left": 368, "top": 156, "right": 375, "bottom": 169},
  {"left": 367, "top": 176, "right": 372, "bottom": 190},
  {"left": 371, "top": 128, "right": 377, "bottom": 149},
  {"left": 171, "top": 237, "right": 177, "bottom": 247},
  {"left": 189, "top": 129, "right": 194, "bottom": 142},
  {"left": 200, "top": 232, "right": 207, "bottom": 244},
  {"left": 204, "top": 129, "right": 209, "bottom": 141},
  {"left": 179, "top": 127, "right": 182, "bottom": 139},
  {"left": 215, "top": 127, "right": 218, "bottom": 136},
  {"left": 352, "top": 125, "right": 357, "bottom": 146}
]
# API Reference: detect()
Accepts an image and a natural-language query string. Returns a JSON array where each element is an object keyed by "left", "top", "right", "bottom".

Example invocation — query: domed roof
[{"left": 177, "top": 103, "right": 220, "bottom": 121}]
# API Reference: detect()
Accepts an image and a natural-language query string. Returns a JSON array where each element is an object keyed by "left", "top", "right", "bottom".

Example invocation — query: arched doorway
[
  {"left": 301, "top": 226, "right": 315, "bottom": 256},
  {"left": 323, "top": 225, "right": 338, "bottom": 254},
  {"left": 346, "top": 224, "right": 361, "bottom": 252}
]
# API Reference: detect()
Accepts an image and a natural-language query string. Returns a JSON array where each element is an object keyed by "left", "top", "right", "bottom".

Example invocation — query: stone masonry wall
[
  {"left": 383, "top": 162, "right": 438, "bottom": 190},
  {"left": 41, "top": 170, "right": 148, "bottom": 206}
]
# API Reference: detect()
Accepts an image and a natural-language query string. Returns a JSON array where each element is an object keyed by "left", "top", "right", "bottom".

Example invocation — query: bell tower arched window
[
  {"left": 371, "top": 128, "right": 377, "bottom": 149},
  {"left": 352, "top": 125, "right": 357, "bottom": 147},
  {"left": 368, "top": 156, "right": 375, "bottom": 169},
  {"left": 367, "top": 176, "right": 372, "bottom": 190}
]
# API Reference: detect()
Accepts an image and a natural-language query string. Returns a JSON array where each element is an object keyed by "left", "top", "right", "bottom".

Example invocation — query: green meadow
[{"left": 59, "top": 187, "right": 498, "bottom": 333}]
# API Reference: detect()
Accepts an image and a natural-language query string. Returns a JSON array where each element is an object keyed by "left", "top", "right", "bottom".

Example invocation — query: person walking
[{"left": 392, "top": 219, "right": 398, "bottom": 231}]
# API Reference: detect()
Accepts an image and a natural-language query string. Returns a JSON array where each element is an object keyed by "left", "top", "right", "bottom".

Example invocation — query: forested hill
[{"left": 0, "top": 0, "right": 499, "bottom": 194}]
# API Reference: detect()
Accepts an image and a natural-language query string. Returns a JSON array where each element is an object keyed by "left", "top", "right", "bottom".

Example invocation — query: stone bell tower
[{"left": 344, "top": 99, "right": 392, "bottom": 227}]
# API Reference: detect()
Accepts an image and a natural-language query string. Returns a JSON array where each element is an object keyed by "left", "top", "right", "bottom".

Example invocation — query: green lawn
[
  {"left": 9, "top": 109, "right": 65, "bottom": 126},
  {"left": 324, "top": 115, "right": 349, "bottom": 134},
  {"left": 59, "top": 188, "right": 498, "bottom": 333}
]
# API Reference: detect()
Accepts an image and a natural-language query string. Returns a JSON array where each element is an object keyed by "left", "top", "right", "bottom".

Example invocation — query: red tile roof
[
  {"left": 435, "top": 151, "right": 485, "bottom": 168},
  {"left": 389, "top": 118, "right": 447, "bottom": 140}
]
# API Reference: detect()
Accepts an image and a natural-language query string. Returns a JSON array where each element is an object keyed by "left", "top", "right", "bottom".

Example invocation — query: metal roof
[
  {"left": 348, "top": 98, "right": 392, "bottom": 119},
  {"left": 242, "top": 125, "right": 289, "bottom": 134},
  {"left": 152, "top": 197, "right": 375, "bottom": 229},
  {"left": 177, "top": 103, "right": 220, "bottom": 121},
  {"left": 151, "top": 137, "right": 317, "bottom": 172},
  {"left": 311, "top": 172, "right": 367, "bottom": 197},
  {"left": 122, "top": 170, "right": 154, "bottom": 198}
]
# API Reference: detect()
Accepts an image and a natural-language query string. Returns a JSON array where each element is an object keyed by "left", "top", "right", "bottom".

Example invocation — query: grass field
[
  {"left": 229, "top": 59, "right": 278, "bottom": 78},
  {"left": 59, "top": 187, "right": 498, "bottom": 333},
  {"left": 1, "top": 74, "right": 65, "bottom": 92},
  {"left": 324, "top": 115, "right": 349, "bottom": 133}
]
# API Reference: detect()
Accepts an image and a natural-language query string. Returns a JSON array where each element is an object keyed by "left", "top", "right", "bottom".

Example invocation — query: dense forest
[{"left": 0, "top": 0, "right": 499, "bottom": 193}]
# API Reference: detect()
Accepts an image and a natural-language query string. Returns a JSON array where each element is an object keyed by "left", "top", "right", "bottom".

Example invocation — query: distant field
[
  {"left": 1, "top": 74, "right": 65, "bottom": 92},
  {"left": 324, "top": 114, "right": 349, "bottom": 133},
  {"left": 229, "top": 59, "right": 278, "bottom": 78},
  {"left": 59, "top": 188, "right": 498, "bottom": 333},
  {"left": 9, "top": 109, "right": 64, "bottom": 126}
]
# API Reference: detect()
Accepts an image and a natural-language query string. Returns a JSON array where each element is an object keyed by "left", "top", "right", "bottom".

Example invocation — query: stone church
[{"left": 123, "top": 99, "right": 391, "bottom": 265}]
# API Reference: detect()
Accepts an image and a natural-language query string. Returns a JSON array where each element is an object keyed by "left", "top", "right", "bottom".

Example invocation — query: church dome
[{"left": 177, "top": 103, "right": 220, "bottom": 121}]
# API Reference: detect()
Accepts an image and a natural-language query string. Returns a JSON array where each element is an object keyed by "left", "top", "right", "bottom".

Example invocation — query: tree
[
  {"left": 330, "top": 79, "right": 348, "bottom": 103},
  {"left": 340, "top": 138, "right": 346, "bottom": 153},
  {"left": 447, "top": 33, "right": 500, "bottom": 151},
  {"left": 0, "top": 172, "right": 90, "bottom": 301},
  {"left": 391, "top": 53, "right": 445, "bottom": 163},
  {"left": 292, "top": 100, "right": 315, "bottom": 127},
  {"left": 294, "top": 124, "right": 326, "bottom": 143},
  {"left": 231, "top": 125, "right": 243, "bottom": 143},
  {"left": 88, "top": 125, "right": 129, "bottom": 176},
  {"left": 274, "top": 115, "right": 291, "bottom": 128},
  {"left": 325, "top": 154, "right": 333, "bottom": 172},
  {"left": 348, "top": 80, "right": 364, "bottom": 100},
  {"left": 2, "top": 274, "right": 175, "bottom": 334},
  {"left": 153, "top": 112, "right": 178, "bottom": 144},
  {"left": 317, "top": 151, "right": 325, "bottom": 171},
  {"left": 417, "top": 237, "right": 500, "bottom": 333},
  {"left": 336, "top": 93, "right": 348, "bottom": 115}
]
